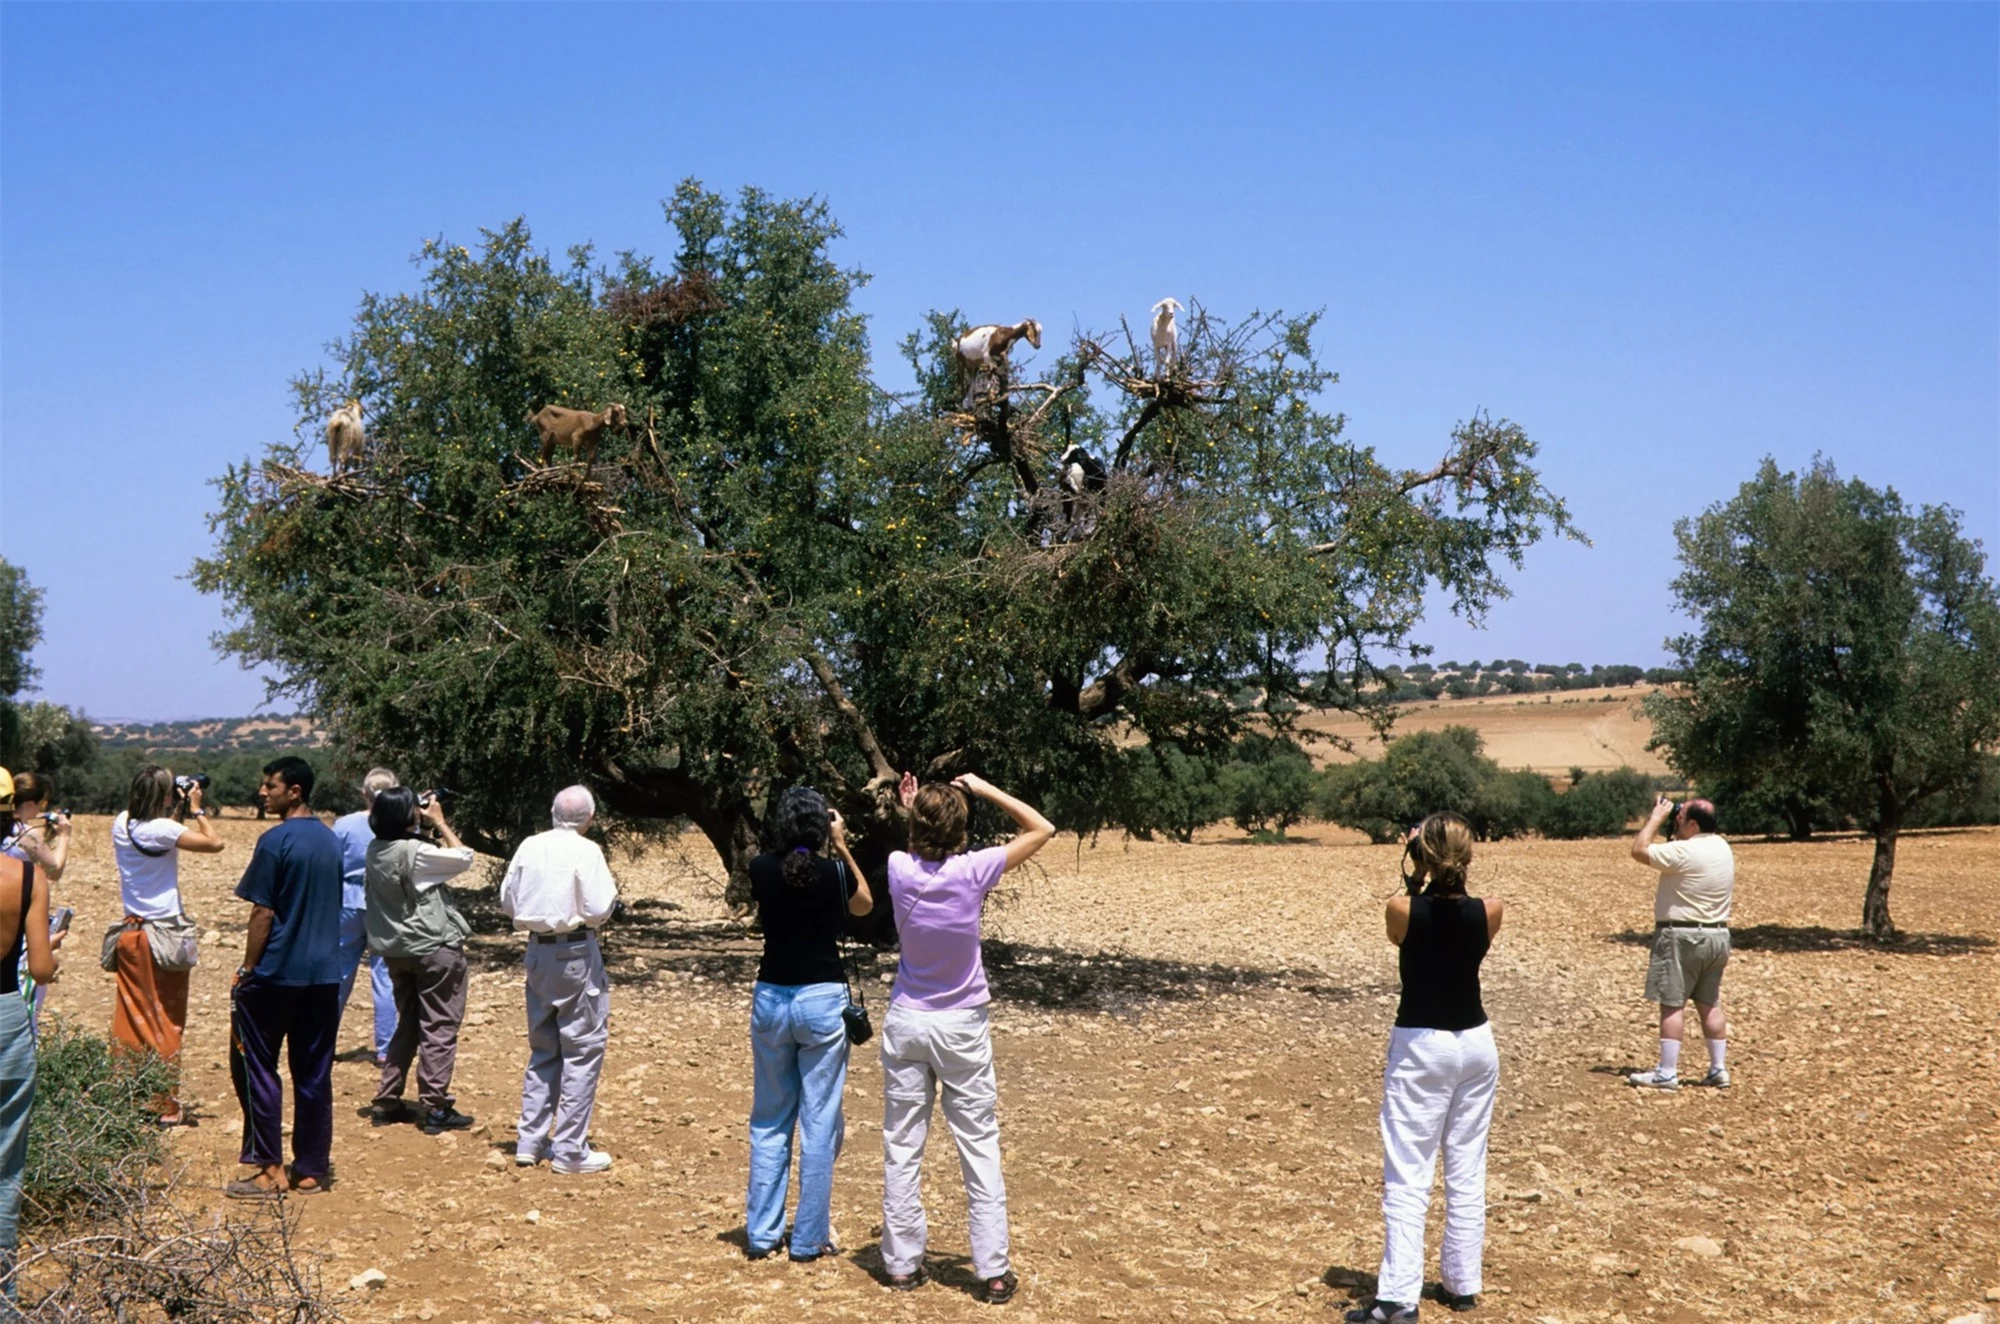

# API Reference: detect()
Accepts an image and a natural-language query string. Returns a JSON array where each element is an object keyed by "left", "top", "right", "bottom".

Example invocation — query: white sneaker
[
  {"left": 515, "top": 1149, "right": 548, "bottom": 1168},
  {"left": 1700, "top": 1066, "right": 1731, "bottom": 1089},
  {"left": 550, "top": 1150, "right": 613, "bottom": 1175},
  {"left": 1627, "top": 1066, "right": 1680, "bottom": 1091}
]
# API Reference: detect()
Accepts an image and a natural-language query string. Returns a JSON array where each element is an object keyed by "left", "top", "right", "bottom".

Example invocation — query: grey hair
[
  {"left": 360, "top": 767, "right": 399, "bottom": 804},
  {"left": 552, "top": 785, "right": 596, "bottom": 830}
]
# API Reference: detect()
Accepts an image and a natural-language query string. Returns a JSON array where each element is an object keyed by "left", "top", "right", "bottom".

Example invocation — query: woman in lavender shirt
[{"left": 878, "top": 772, "right": 1053, "bottom": 1305}]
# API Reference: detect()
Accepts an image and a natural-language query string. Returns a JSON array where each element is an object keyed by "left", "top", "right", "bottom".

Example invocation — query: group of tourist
[{"left": 0, "top": 756, "right": 1736, "bottom": 1315}]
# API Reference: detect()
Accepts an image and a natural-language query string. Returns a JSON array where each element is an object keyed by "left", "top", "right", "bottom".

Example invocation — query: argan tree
[
  {"left": 0, "top": 557, "right": 46, "bottom": 768},
  {"left": 1647, "top": 457, "right": 2000, "bottom": 939},
  {"left": 197, "top": 182, "right": 1576, "bottom": 902}
]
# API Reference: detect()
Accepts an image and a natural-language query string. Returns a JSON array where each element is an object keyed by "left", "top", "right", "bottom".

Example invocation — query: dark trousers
[
  {"left": 377, "top": 946, "right": 468, "bottom": 1111},
  {"left": 230, "top": 981, "right": 338, "bottom": 1179}
]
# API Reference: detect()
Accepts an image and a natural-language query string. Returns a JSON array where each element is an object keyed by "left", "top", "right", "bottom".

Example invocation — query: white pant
[
  {"left": 879, "top": 1003, "right": 1010, "bottom": 1279},
  {"left": 1376, "top": 1022, "right": 1499, "bottom": 1305},
  {"left": 517, "top": 934, "right": 609, "bottom": 1165}
]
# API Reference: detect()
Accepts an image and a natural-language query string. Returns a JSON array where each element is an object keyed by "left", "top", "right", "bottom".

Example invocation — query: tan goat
[{"left": 527, "top": 402, "right": 630, "bottom": 467}]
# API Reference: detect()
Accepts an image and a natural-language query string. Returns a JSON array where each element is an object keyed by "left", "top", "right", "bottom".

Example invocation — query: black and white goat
[{"left": 1058, "top": 442, "right": 1107, "bottom": 520}]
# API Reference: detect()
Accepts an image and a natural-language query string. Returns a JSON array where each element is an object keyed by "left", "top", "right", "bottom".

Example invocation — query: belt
[
  {"left": 530, "top": 929, "right": 592, "bottom": 944},
  {"left": 1655, "top": 920, "right": 1729, "bottom": 930}
]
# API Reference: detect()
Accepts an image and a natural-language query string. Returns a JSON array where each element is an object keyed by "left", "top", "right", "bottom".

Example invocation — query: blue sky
[{"left": 2, "top": 3, "right": 1994, "bottom": 720}]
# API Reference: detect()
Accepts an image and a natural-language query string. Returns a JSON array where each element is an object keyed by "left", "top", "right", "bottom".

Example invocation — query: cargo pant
[
  {"left": 879, "top": 1003, "right": 1010, "bottom": 1281},
  {"left": 516, "top": 932, "right": 609, "bottom": 1166}
]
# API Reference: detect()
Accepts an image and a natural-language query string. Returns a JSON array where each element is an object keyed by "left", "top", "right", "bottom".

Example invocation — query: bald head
[
  {"left": 552, "top": 785, "right": 596, "bottom": 831},
  {"left": 1681, "top": 798, "right": 1718, "bottom": 835}
]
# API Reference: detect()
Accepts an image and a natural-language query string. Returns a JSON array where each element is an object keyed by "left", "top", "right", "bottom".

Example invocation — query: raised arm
[
  {"left": 828, "top": 809, "right": 873, "bottom": 916},
  {"left": 176, "top": 785, "right": 226, "bottom": 854},
  {"left": 1629, "top": 795, "right": 1674, "bottom": 865},
  {"left": 954, "top": 774, "right": 1054, "bottom": 871},
  {"left": 11, "top": 819, "right": 67, "bottom": 882}
]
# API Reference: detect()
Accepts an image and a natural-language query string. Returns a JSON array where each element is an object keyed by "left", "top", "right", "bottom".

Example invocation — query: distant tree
[
  {"left": 1646, "top": 457, "right": 2000, "bottom": 939},
  {"left": 196, "top": 183, "right": 1576, "bottom": 901},
  {"left": 1215, "top": 734, "right": 1317, "bottom": 837},
  {"left": 1538, "top": 767, "right": 1654, "bottom": 839},
  {"left": 11, "top": 702, "right": 99, "bottom": 792},
  {"left": 1095, "top": 742, "right": 1224, "bottom": 844},
  {"left": 0, "top": 558, "right": 45, "bottom": 768},
  {"left": 1318, "top": 725, "right": 1490, "bottom": 842}
]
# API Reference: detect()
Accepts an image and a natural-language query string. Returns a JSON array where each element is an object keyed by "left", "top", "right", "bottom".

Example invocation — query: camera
[
  {"left": 417, "top": 787, "right": 451, "bottom": 808},
  {"left": 38, "top": 810, "right": 68, "bottom": 827},
  {"left": 174, "top": 774, "right": 211, "bottom": 797}
]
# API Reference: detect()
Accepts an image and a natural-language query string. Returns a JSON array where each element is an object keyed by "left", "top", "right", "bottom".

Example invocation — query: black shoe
[
  {"left": 981, "top": 1270, "right": 1019, "bottom": 1305},
  {"left": 1431, "top": 1286, "right": 1476, "bottom": 1313},
  {"left": 788, "top": 1241, "right": 839, "bottom": 1263},
  {"left": 419, "top": 1106, "right": 475, "bottom": 1134},
  {"left": 369, "top": 1099, "right": 413, "bottom": 1127},
  {"left": 883, "top": 1264, "right": 929, "bottom": 1292},
  {"left": 1345, "top": 1304, "right": 1418, "bottom": 1323}
]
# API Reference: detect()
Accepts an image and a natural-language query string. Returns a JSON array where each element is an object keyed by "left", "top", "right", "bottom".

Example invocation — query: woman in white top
[{"left": 110, "top": 765, "right": 224, "bottom": 1124}]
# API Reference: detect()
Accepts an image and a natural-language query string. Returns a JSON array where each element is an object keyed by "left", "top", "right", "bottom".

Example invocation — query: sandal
[
  {"left": 223, "top": 1176, "right": 283, "bottom": 1201},
  {"left": 883, "top": 1265, "right": 929, "bottom": 1292},
  {"left": 982, "top": 1270, "right": 1019, "bottom": 1305},
  {"left": 286, "top": 1169, "right": 329, "bottom": 1195}
]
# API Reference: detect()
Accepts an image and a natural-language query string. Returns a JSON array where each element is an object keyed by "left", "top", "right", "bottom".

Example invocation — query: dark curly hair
[
  {"left": 769, "top": 786, "right": 831, "bottom": 888},
  {"left": 908, "top": 783, "right": 969, "bottom": 863}
]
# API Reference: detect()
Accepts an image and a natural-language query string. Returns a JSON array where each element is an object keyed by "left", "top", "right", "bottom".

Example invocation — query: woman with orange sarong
[{"left": 109, "top": 766, "right": 224, "bottom": 1123}]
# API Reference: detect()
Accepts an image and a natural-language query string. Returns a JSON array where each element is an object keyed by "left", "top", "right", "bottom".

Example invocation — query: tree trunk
[
  {"left": 1783, "top": 802, "right": 1813, "bottom": 841},
  {"left": 1862, "top": 801, "right": 1902, "bottom": 942}
]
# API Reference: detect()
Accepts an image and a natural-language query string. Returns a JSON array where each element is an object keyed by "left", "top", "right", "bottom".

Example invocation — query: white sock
[
  {"left": 1657, "top": 1039, "right": 1681, "bottom": 1074},
  {"left": 1707, "top": 1039, "right": 1726, "bottom": 1071}
]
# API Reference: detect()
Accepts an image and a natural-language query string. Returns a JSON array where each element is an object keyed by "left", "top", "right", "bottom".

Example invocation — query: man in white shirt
[
  {"left": 1626, "top": 795, "right": 1735, "bottom": 1091},
  {"left": 499, "top": 786, "right": 619, "bottom": 1174}
]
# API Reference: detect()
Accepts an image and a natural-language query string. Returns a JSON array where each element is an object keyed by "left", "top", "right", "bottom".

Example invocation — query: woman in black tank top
[
  {"left": 1347, "top": 813, "right": 1504, "bottom": 1324},
  {"left": 0, "top": 843, "right": 59, "bottom": 1303}
]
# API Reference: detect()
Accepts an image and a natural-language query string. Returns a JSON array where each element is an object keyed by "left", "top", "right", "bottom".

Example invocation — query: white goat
[
  {"left": 1151, "top": 298, "right": 1183, "bottom": 372},
  {"left": 955, "top": 319, "right": 1042, "bottom": 408},
  {"left": 325, "top": 400, "right": 365, "bottom": 471}
]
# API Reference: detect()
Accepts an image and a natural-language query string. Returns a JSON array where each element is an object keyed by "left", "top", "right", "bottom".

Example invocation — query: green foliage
[
  {"left": 196, "top": 182, "right": 1576, "bottom": 894},
  {"left": 1093, "top": 743, "right": 1225, "bottom": 843},
  {"left": 25, "top": 1017, "right": 174, "bottom": 1225},
  {"left": 1317, "top": 726, "right": 1496, "bottom": 842},
  {"left": 1213, "top": 734, "right": 1317, "bottom": 837},
  {"left": 0, "top": 558, "right": 46, "bottom": 769},
  {"left": 1536, "top": 767, "right": 1655, "bottom": 840},
  {"left": 1646, "top": 457, "right": 2000, "bottom": 936}
]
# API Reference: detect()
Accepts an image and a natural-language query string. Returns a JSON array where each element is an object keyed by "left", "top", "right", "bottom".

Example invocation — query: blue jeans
[
  {"left": 335, "top": 907, "right": 397, "bottom": 1058},
  {"left": 745, "top": 982, "right": 849, "bottom": 1257},
  {"left": 0, "top": 994, "right": 34, "bottom": 1300}
]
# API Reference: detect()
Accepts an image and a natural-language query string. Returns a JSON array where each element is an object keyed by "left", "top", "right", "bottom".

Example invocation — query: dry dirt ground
[
  {"left": 32, "top": 814, "right": 1998, "bottom": 1323},
  {"left": 1300, "top": 688, "right": 1672, "bottom": 777}
]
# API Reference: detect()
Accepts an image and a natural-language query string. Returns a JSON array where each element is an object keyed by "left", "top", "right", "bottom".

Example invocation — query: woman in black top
[
  {"left": 1349, "top": 812, "right": 1505, "bottom": 1324},
  {"left": 744, "top": 787, "right": 873, "bottom": 1263}
]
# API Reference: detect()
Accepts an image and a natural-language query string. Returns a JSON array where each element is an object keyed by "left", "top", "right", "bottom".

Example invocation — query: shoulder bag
[
  {"left": 830, "top": 860, "right": 872, "bottom": 1046},
  {"left": 103, "top": 817, "right": 200, "bottom": 973}
]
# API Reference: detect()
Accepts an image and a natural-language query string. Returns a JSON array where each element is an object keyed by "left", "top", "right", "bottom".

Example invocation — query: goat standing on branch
[
  {"left": 1150, "top": 298, "right": 1182, "bottom": 373},
  {"left": 325, "top": 400, "right": 365, "bottom": 471},
  {"left": 528, "top": 402, "right": 630, "bottom": 468},
  {"left": 956, "top": 320, "right": 1041, "bottom": 409}
]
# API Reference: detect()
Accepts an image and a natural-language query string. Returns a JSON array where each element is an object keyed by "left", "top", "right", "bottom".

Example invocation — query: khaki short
[{"left": 1644, "top": 926, "right": 1730, "bottom": 1007}]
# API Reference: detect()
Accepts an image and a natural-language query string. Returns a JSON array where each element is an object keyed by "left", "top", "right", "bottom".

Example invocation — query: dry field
[
  {"left": 1301, "top": 687, "right": 1671, "bottom": 777},
  {"left": 31, "top": 813, "right": 1999, "bottom": 1324}
]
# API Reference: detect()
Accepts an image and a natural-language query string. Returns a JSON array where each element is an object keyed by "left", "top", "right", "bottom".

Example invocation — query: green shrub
[
  {"left": 25, "top": 1017, "right": 174, "bottom": 1225},
  {"left": 1539, "top": 767, "right": 1656, "bottom": 839},
  {"left": 1215, "top": 735, "right": 1316, "bottom": 837}
]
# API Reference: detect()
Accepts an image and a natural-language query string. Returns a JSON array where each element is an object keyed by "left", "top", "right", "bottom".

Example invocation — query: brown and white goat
[
  {"left": 955, "top": 319, "right": 1042, "bottom": 407},
  {"left": 325, "top": 400, "right": 365, "bottom": 470}
]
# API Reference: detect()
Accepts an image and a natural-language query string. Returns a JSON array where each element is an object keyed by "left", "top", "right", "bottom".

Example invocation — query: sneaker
[
  {"left": 514, "top": 1146, "right": 549, "bottom": 1167},
  {"left": 550, "top": 1149, "right": 613, "bottom": 1175},
  {"left": 1626, "top": 1066, "right": 1680, "bottom": 1091},
  {"left": 1428, "top": 1284, "right": 1478, "bottom": 1313},
  {"left": 370, "top": 1098, "right": 414, "bottom": 1126},
  {"left": 1345, "top": 1304, "right": 1419, "bottom": 1323},
  {"left": 419, "top": 1106, "right": 475, "bottom": 1134},
  {"left": 1701, "top": 1066, "right": 1731, "bottom": 1089}
]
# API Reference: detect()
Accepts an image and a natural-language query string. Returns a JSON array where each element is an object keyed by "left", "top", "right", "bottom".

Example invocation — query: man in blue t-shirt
[{"left": 225, "top": 756, "right": 344, "bottom": 1201}]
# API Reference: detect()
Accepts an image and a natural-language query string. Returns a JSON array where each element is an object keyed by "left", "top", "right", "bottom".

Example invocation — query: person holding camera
[
  {"left": 499, "top": 787, "right": 620, "bottom": 1174},
  {"left": 1627, "top": 796, "right": 1734, "bottom": 1091},
  {"left": 741, "top": 786, "right": 874, "bottom": 1261},
  {"left": 365, "top": 786, "right": 478, "bottom": 1135},
  {"left": 1348, "top": 813, "right": 1504, "bottom": 1324},
  {"left": 226, "top": 757, "right": 345, "bottom": 1200},
  {"left": 878, "top": 772, "right": 1052, "bottom": 1305},
  {"left": 109, "top": 765, "right": 224, "bottom": 1125},
  {"left": 2, "top": 772, "right": 71, "bottom": 1033},
  {"left": 330, "top": 768, "right": 401, "bottom": 1064},
  {"left": 0, "top": 771, "right": 60, "bottom": 1304}
]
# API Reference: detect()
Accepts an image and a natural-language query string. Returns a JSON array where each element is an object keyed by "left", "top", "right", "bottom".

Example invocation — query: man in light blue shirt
[{"left": 331, "top": 767, "right": 400, "bottom": 1063}]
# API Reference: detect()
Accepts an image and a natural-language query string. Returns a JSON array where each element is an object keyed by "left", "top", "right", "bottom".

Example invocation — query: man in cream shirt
[
  {"left": 1627, "top": 795, "right": 1735, "bottom": 1091},
  {"left": 499, "top": 786, "right": 619, "bottom": 1173}
]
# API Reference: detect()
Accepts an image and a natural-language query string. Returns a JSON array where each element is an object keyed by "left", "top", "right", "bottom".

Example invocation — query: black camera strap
[
  {"left": 122, "top": 814, "right": 173, "bottom": 858},
  {"left": 831, "top": 860, "right": 866, "bottom": 1015}
]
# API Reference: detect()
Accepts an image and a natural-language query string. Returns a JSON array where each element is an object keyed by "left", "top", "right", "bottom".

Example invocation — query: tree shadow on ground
[
  {"left": 455, "top": 889, "right": 764, "bottom": 985},
  {"left": 1604, "top": 925, "right": 1992, "bottom": 956},
  {"left": 979, "top": 939, "right": 1389, "bottom": 1015}
]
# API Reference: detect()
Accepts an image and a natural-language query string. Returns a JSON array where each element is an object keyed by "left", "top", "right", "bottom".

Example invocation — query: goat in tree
[
  {"left": 527, "top": 402, "right": 630, "bottom": 468},
  {"left": 1058, "top": 442, "right": 1107, "bottom": 522},
  {"left": 956, "top": 319, "right": 1042, "bottom": 408},
  {"left": 325, "top": 400, "right": 366, "bottom": 471},
  {"left": 1150, "top": 298, "right": 1182, "bottom": 373}
]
